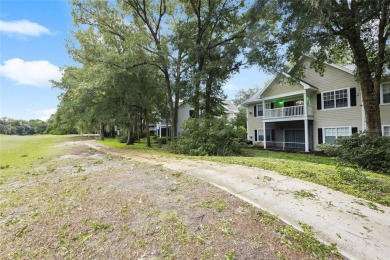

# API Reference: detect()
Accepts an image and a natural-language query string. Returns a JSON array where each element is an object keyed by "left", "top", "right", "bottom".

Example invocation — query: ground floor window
[
  {"left": 383, "top": 125, "right": 390, "bottom": 137},
  {"left": 323, "top": 127, "right": 351, "bottom": 143},
  {"left": 256, "top": 129, "right": 272, "bottom": 141}
]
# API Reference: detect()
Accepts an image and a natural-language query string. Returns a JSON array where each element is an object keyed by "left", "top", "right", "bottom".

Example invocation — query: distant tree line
[{"left": 0, "top": 117, "right": 48, "bottom": 135}]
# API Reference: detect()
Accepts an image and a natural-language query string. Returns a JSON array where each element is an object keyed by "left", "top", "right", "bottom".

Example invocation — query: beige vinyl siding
[
  {"left": 246, "top": 104, "right": 263, "bottom": 142},
  {"left": 380, "top": 104, "right": 390, "bottom": 125},
  {"left": 300, "top": 57, "right": 359, "bottom": 92},
  {"left": 300, "top": 57, "right": 362, "bottom": 148},
  {"left": 262, "top": 79, "right": 302, "bottom": 97},
  {"left": 247, "top": 56, "right": 389, "bottom": 150},
  {"left": 313, "top": 108, "right": 362, "bottom": 148}
]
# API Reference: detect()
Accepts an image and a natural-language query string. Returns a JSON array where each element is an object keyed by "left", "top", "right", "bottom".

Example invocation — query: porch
[
  {"left": 264, "top": 104, "right": 313, "bottom": 120},
  {"left": 259, "top": 120, "right": 314, "bottom": 152},
  {"left": 262, "top": 90, "right": 315, "bottom": 122}
]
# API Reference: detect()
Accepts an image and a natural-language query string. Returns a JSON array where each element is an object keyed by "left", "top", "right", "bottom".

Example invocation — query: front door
[{"left": 285, "top": 129, "right": 305, "bottom": 149}]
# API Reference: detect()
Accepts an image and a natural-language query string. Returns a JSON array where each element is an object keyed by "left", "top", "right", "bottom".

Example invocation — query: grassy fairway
[
  {"left": 0, "top": 135, "right": 69, "bottom": 183},
  {"left": 99, "top": 138, "right": 390, "bottom": 206}
]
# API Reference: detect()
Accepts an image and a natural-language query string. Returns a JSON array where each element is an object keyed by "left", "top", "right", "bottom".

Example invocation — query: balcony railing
[{"left": 264, "top": 105, "right": 313, "bottom": 119}]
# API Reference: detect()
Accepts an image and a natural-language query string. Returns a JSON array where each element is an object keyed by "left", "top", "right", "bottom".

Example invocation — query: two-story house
[
  {"left": 156, "top": 100, "right": 239, "bottom": 137},
  {"left": 243, "top": 56, "right": 390, "bottom": 152}
]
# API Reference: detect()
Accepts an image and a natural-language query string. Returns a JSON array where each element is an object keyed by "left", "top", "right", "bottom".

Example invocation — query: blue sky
[{"left": 0, "top": 0, "right": 270, "bottom": 121}]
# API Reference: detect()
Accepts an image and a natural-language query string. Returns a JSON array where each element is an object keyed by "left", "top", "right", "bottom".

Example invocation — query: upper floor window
[
  {"left": 381, "top": 83, "right": 390, "bottom": 104},
  {"left": 383, "top": 126, "right": 390, "bottom": 137},
  {"left": 257, "top": 104, "right": 263, "bottom": 117},
  {"left": 254, "top": 103, "right": 270, "bottom": 117},
  {"left": 323, "top": 89, "right": 348, "bottom": 109}
]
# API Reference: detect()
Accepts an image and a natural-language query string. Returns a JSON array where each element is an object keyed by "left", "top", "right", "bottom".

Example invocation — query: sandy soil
[{"left": 0, "top": 138, "right": 341, "bottom": 259}]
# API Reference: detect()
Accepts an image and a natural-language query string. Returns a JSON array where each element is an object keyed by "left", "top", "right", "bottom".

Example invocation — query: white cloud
[
  {"left": 0, "top": 58, "right": 62, "bottom": 87},
  {"left": 0, "top": 19, "right": 52, "bottom": 37},
  {"left": 223, "top": 82, "right": 238, "bottom": 91},
  {"left": 27, "top": 108, "right": 57, "bottom": 121},
  {"left": 222, "top": 82, "right": 241, "bottom": 99}
]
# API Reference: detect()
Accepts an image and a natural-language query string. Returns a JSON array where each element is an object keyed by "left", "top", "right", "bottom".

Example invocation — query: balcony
[{"left": 264, "top": 105, "right": 313, "bottom": 120}]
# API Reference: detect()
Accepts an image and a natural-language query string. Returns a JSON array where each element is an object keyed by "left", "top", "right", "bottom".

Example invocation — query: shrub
[
  {"left": 116, "top": 135, "right": 127, "bottom": 143},
  {"left": 169, "top": 116, "right": 241, "bottom": 156},
  {"left": 236, "top": 126, "right": 247, "bottom": 139},
  {"left": 318, "top": 133, "right": 390, "bottom": 175},
  {"left": 156, "top": 137, "right": 172, "bottom": 145},
  {"left": 116, "top": 134, "right": 137, "bottom": 144}
]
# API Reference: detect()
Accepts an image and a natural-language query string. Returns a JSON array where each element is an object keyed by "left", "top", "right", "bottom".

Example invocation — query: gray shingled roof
[
  {"left": 223, "top": 100, "right": 239, "bottom": 113},
  {"left": 241, "top": 90, "right": 262, "bottom": 106}
]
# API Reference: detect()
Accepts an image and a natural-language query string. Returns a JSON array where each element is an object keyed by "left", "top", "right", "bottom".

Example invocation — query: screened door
[{"left": 285, "top": 129, "right": 305, "bottom": 149}]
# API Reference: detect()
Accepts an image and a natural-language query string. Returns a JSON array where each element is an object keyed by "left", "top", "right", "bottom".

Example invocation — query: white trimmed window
[
  {"left": 257, "top": 129, "right": 272, "bottom": 141},
  {"left": 383, "top": 126, "right": 390, "bottom": 137},
  {"left": 323, "top": 127, "right": 351, "bottom": 143},
  {"left": 381, "top": 83, "right": 390, "bottom": 104},
  {"left": 257, "top": 104, "right": 263, "bottom": 117},
  {"left": 255, "top": 103, "right": 271, "bottom": 117},
  {"left": 322, "top": 88, "right": 349, "bottom": 109}
]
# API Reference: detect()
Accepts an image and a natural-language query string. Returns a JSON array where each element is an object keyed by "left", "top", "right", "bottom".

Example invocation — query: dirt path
[{"left": 87, "top": 140, "right": 390, "bottom": 260}]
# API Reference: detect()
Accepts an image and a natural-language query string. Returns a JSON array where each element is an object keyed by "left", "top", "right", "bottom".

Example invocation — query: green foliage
[
  {"left": 0, "top": 117, "right": 48, "bottom": 135},
  {"left": 116, "top": 135, "right": 127, "bottom": 144},
  {"left": 236, "top": 126, "right": 247, "bottom": 139},
  {"left": 278, "top": 222, "right": 340, "bottom": 259},
  {"left": 319, "top": 133, "right": 390, "bottom": 175},
  {"left": 170, "top": 117, "right": 241, "bottom": 156},
  {"left": 156, "top": 137, "right": 172, "bottom": 145}
]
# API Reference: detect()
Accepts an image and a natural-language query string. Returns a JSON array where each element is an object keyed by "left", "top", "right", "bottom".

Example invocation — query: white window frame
[
  {"left": 256, "top": 104, "right": 263, "bottom": 117},
  {"left": 383, "top": 125, "right": 390, "bottom": 137},
  {"left": 323, "top": 126, "right": 352, "bottom": 144},
  {"left": 256, "top": 128, "right": 272, "bottom": 141},
  {"left": 321, "top": 88, "right": 350, "bottom": 110},
  {"left": 380, "top": 82, "right": 390, "bottom": 104}
]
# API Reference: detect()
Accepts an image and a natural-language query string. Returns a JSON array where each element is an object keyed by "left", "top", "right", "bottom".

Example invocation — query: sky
[{"left": 0, "top": 0, "right": 271, "bottom": 121}]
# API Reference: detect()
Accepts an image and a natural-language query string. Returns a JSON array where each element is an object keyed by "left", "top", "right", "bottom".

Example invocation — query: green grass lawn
[
  {"left": 0, "top": 135, "right": 70, "bottom": 183},
  {"left": 99, "top": 138, "right": 390, "bottom": 206}
]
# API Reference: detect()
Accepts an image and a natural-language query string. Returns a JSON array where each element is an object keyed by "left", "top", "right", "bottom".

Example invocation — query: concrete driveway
[{"left": 87, "top": 141, "right": 390, "bottom": 260}]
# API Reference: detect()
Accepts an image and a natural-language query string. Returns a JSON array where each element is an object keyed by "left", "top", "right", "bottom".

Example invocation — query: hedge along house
[
  {"left": 155, "top": 100, "right": 239, "bottom": 137},
  {"left": 243, "top": 56, "right": 390, "bottom": 152}
]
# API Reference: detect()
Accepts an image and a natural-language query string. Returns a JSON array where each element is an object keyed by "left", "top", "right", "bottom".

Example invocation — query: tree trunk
[
  {"left": 165, "top": 116, "right": 169, "bottom": 144},
  {"left": 194, "top": 56, "right": 205, "bottom": 119},
  {"left": 144, "top": 109, "right": 151, "bottom": 147},
  {"left": 126, "top": 126, "right": 133, "bottom": 145},
  {"left": 205, "top": 75, "right": 212, "bottom": 115},
  {"left": 174, "top": 93, "right": 179, "bottom": 138},
  {"left": 99, "top": 122, "right": 105, "bottom": 141},
  {"left": 136, "top": 110, "right": 140, "bottom": 143},
  {"left": 162, "top": 69, "right": 177, "bottom": 138},
  {"left": 347, "top": 37, "right": 382, "bottom": 136}
]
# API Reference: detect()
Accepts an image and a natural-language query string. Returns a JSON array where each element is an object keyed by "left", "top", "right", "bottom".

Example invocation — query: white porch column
[
  {"left": 263, "top": 121, "right": 267, "bottom": 149},
  {"left": 304, "top": 119, "right": 309, "bottom": 152},
  {"left": 303, "top": 92, "right": 307, "bottom": 116}
]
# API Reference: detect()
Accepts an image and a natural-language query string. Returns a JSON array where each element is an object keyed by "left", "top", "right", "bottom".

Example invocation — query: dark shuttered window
[
  {"left": 317, "top": 94, "right": 322, "bottom": 110},
  {"left": 350, "top": 88, "right": 356, "bottom": 107},
  {"left": 318, "top": 128, "right": 323, "bottom": 144}
]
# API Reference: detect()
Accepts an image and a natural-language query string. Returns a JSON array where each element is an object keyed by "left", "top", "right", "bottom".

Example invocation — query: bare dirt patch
[{"left": 0, "top": 141, "right": 341, "bottom": 259}]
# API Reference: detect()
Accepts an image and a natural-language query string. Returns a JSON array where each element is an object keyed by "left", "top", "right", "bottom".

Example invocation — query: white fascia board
[{"left": 262, "top": 90, "right": 306, "bottom": 101}]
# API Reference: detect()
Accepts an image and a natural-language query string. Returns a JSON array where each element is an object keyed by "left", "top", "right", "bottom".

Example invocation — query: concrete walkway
[{"left": 87, "top": 141, "right": 390, "bottom": 260}]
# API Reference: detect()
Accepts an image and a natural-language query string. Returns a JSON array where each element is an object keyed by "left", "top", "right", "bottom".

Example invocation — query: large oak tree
[{"left": 249, "top": 0, "right": 390, "bottom": 135}]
